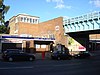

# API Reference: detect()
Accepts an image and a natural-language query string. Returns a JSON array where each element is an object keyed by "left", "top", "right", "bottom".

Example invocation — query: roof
[
  {"left": 17, "top": 14, "right": 40, "bottom": 18},
  {"left": 9, "top": 13, "right": 40, "bottom": 21}
]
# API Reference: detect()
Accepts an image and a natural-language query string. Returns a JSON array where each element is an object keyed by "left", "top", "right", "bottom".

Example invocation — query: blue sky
[{"left": 4, "top": 0, "right": 100, "bottom": 22}]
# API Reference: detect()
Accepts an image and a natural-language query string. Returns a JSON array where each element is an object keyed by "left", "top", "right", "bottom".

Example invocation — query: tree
[
  {"left": 0, "top": 0, "right": 10, "bottom": 33},
  {"left": 68, "top": 37, "right": 74, "bottom": 46},
  {"left": 0, "top": 24, "right": 10, "bottom": 34}
]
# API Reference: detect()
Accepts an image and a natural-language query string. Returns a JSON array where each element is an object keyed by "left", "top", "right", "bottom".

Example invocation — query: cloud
[
  {"left": 46, "top": 0, "right": 72, "bottom": 9},
  {"left": 89, "top": 0, "right": 100, "bottom": 7},
  {"left": 46, "top": 0, "right": 64, "bottom": 3},
  {"left": 55, "top": 3, "right": 65, "bottom": 9},
  {"left": 46, "top": 0, "right": 51, "bottom": 2}
]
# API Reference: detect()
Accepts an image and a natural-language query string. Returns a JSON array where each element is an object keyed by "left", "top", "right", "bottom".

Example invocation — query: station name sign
[{"left": 1, "top": 35, "right": 55, "bottom": 41}]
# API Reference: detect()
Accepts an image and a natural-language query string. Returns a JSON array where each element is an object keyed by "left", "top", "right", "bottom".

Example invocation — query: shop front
[{"left": 0, "top": 35, "right": 55, "bottom": 53}]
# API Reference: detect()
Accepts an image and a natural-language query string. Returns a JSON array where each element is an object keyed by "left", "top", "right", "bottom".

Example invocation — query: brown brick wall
[
  {"left": 9, "top": 16, "right": 68, "bottom": 47},
  {"left": 18, "top": 22, "right": 39, "bottom": 36},
  {"left": 90, "top": 34, "right": 100, "bottom": 39},
  {"left": 38, "top": 17, "right": 67, "bottom": 47},
  {"left": 9, "top": 16, "right": 16, "bottom": 34}
]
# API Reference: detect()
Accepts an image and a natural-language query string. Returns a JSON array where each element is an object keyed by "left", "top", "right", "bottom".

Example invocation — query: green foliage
[
  {"left": 0, "top": 0, "right": 10, "bottom": 34},
  {"left": 4, "top": 5, "right": 10, "bottom": 13},
  {"left": 68, "top": 37, "right": 74, "bottom": 45},
  {"left": 0, "top": 25, "right": 9, "bottom": 34},
  {"left": 0, "top": 0, "right": 10, "bottom": 22}
]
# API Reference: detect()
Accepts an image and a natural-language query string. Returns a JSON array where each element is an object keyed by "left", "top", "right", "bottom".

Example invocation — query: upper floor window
[
  {"left": 32, "top": 19, "right": 34, "bottom": 23},
  {"left": 30, "top": 18, "right": 32, "bottom": 23},
  {"left": 24, "top": 17, "right": 26, "bottom": 22},
  {"left": 35, "top": 19, "right": 37, "bottom": 23},
  {"left": 21, "top": 17, "right": 23, "bottom": 22},
  {"left": 49, "top": 34, "right": 55, "bottom": 38},
  {"left": 16, "top": 15, "right": 39, "bottom": 24},
  {"left": 27, "top": 18, "right": 29, "bottom": 22}
]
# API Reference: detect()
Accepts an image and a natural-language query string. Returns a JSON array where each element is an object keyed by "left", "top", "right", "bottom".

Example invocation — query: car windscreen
[{"left": 5, "top": 49, "right": 23, "bottom": 54}]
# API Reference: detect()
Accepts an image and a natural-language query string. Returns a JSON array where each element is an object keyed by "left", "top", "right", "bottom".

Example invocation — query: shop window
[
  {"left": 41, "top": 45, "right": 46, "bottom": 48},
  {"left": 35, "top": 44, "right": 40, "bottom": 48}
]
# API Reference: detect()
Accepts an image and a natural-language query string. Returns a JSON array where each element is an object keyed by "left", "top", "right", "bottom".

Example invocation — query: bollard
[{"left": 42, "top": 51, "right": 45, "bottom": 60}]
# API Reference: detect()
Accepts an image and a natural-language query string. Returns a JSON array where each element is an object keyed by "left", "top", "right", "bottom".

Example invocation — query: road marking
[
  {"left": 54, "top": 63, "right": 84, "bottom": 67},
  {"left": 0, "top": 66, "right": 33, "bottom": 70}
]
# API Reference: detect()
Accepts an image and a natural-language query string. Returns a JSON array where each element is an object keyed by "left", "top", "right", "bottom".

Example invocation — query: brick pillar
[
  {"left": 22, "top": 40, "right": 26, "bottom": 52},
  {"left": 30, "top": 40, "right": 36, "bottom": 53}
]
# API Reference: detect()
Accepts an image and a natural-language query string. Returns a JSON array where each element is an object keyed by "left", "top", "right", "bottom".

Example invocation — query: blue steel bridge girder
[{"left": 63, "top": 11, "right": 100, "bottom": 34}]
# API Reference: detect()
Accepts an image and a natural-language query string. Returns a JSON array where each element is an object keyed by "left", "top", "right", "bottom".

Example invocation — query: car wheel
[
  {"left": 57, "top": 57, "right": 60, "bottom": 60},
  {"left": 8, "top": 57, "right": 13, "bottom": 62},
  {"left": 29, "top": 57, "right": 33, "bottom": 61}
]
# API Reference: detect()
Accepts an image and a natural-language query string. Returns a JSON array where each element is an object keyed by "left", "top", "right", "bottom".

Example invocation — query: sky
[{"left": 4, "top": 0, "right": 100, "bottom": 22}]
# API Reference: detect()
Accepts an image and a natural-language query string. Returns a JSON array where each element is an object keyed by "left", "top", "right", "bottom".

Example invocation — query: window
[
  {"left": 32, "top": 19, "right": 34, "bottom": 23},
  {"left": 49, "top": 34, "right": 55, "bottom": 38},
  {"left": 30, "top": 18, "right": 32, "bottom": 23},
  {"left": 35, "top": 19, "right": 37, "bottom": 23},
  {"left": 41, "top": 45, "right": 46, "bottom": 48},
  {"left": 27, "top": 18, "right": 29, "bottom": 22},
  {"left": 35, "top": 44, "right": 40, "bottom": 48},
  {"left": 24, "top": 17, "right": 26, "bottom": 22},
  {"left": 21, "top": 17, "right": 23, "bottom": 22}
]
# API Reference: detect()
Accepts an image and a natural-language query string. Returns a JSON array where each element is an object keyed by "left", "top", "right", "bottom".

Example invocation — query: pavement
[{"left": 34, "top": 52, "right": 51, "bottom": 60}]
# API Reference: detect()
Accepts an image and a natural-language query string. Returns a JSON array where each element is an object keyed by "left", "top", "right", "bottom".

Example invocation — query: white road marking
[{"left": 0, "top": 66, "right": 33, "bottom": 70}]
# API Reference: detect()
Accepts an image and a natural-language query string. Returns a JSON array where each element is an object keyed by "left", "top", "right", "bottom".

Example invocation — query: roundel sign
[{"left": 55, "top": 26, "right": 59, "bottom": 31}]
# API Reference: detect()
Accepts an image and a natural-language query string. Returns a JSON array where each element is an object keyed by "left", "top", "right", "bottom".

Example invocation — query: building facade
[
  {"left": 1, "top": 14, "right": 67, "bottom": 53},
  {"left": 0, "top": 14, "right": 100, "bottom": 53}
]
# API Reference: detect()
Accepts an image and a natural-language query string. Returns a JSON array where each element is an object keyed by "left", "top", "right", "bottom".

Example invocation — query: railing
[{"left": 63, "top": 11, "right": 100, "bottom": 33}]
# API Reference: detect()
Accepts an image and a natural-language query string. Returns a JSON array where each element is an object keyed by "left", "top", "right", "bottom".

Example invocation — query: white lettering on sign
[
  {"left": 1, "top": 39, "right": 22, "bottom": 43},
  {"left": 78, "top": 46, "right": 86, "bottom": 51}
]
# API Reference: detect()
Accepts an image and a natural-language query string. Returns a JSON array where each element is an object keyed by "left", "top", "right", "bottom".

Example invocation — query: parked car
[
  {"left": 51, "top": 50, "right": 72, "bottom": 60},
  {"left": 73, "top": 51, "right": 91, "bottom": 59},
  {"left": 2, "top": 49, "right": 35, "bottom": 61}
]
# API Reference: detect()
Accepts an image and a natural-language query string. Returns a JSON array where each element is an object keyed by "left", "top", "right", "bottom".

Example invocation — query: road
[{"left": 0, "top": 55, "right": 100, "bottom": 75}]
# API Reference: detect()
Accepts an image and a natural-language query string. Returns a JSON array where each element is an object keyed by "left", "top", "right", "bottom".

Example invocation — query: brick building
[
  {"left": 0, "top": 14, "right": 100, "bottom": 53},
  {"left": 2, "top": 14, "right": 67, "bottom": 53}
]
